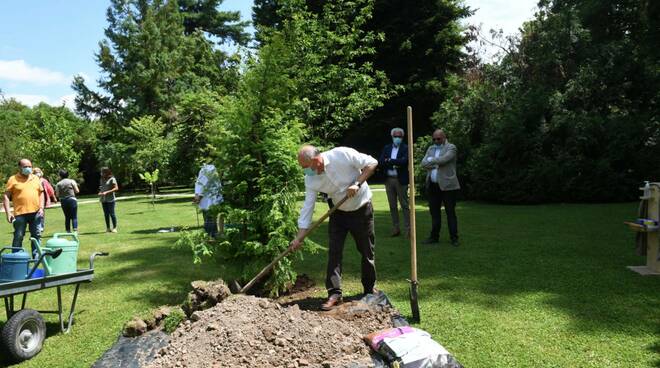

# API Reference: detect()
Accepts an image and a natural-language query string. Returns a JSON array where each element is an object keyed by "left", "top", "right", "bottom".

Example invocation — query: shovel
[
  {"left": 234, "top": 193, "right": 351, "bottom": 294},
  {"left": 407, "top": 106, "right": 421, "bottom": 322}
]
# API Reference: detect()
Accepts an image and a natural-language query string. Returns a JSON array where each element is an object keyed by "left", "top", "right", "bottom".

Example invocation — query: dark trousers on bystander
[
  {"left": 12, "top": 212, "right": 40, "bottom": 255},
  {"left": 427, "top": 182, "right": 459, "bottom": 242},
  {"left": 384, "top": 177, "right": 410, "bottom": 233},
  {"left": 61, "top": 197, "right": 78, "bottom": 232},
  {"left": 102, "top": 201, "right": 117, "bottom": 230},
  {"left": 202, "top": 210, "right": 218, "bottom": 238}
]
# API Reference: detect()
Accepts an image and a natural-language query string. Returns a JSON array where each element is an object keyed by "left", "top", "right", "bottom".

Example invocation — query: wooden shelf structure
[{"left": 626, "top": 184, "right": 660, "bottom": 275}]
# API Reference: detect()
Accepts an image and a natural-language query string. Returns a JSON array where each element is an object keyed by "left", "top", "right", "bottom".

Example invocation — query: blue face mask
[
  {"left": 392, "top": 137, "right": 403, "bottom": 146},
  {"left": 21, "top": 167, "right": 32, "bottom": 176},
  {"left": 303, "top": 167, "right": 317, "bottom": 176}
]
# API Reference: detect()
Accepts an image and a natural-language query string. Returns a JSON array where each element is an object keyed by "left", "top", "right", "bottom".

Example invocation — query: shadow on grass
[
  {"left": 151, "top": 197, "right": 194, "bottom": 205},
  {"left": 78, "top": 231, "right": 111, "bottom": 235},
  {"left": 130, "top": 227, "right": 183, "bottom": 234},
  {"left": 125, "top": 211, "right": 146, "bottom": 215},
  {"left": 301, "top": 203, "right": 660, "bottom": 338},
  {"left": 650, "top": 339, "right": 660, "bottom": 368},
  {"left": 87, "top": 239, "right": 218, "bottom": 308}
]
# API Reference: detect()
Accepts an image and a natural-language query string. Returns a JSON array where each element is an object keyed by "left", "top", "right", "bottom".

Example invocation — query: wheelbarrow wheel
[{"left": 1, "top": 309, "right": 46, "bottom": 362}]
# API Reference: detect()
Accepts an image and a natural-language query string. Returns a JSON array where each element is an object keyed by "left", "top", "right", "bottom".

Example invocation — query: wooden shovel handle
[
  {"left": 407, "top": 106, "right": 418, "bottom": 283},
  {"left": 239, "top": 193, "right": 352, "bottom": 294}
]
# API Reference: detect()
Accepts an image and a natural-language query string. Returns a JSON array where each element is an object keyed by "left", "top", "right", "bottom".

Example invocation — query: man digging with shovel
[{"left": 289, "top": 145, "right": 378, "bottom": 311}]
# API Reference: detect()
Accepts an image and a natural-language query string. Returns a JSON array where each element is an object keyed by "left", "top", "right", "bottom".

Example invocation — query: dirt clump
[
  {"left": 147, "top": 295, "right": 400, "bottom": 368},
  {"left": 182, "top": 279, "right": 231, "bottom": 316}
]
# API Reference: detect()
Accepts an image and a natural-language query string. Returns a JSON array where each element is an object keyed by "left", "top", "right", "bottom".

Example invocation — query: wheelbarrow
[{"left": 0, "top": 250, "right": 108, "bottom": 362}]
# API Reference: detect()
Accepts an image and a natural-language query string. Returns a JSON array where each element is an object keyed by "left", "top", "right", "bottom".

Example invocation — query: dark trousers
[
  {"left": 202, "top": 210, "right": 218, "bottom": 238},
  {"left": 326, "top": 201, "right": 376, "bottom": 297},
  {"left": 427, "top": 183, "right": 459, "bottom": 241},
  {"left": 384, "top": 177, "right": 410, "bottom": 232},
  {"left": 12, "top": 212, "right": 40, "bottom": 255},
  {"left": 102, "top": 201, "right": 117, "bottom": 229},
  {"left": 61, "top": 197, "right": 78, "bottom": 232}
]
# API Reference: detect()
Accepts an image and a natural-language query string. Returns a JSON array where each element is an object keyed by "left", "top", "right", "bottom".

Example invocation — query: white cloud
[
  {"left": 5, "top": 93, "right": 75, "bottom": 110},
  {"left": 0, "top": 60, "right": 68, "bottom": 85},
  {"left": 465, "top": 0, "right": 537, "bottom": 35}
]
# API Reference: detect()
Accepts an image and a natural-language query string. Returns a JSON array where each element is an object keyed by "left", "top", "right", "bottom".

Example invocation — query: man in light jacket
[{"left": 421, "top": 129, "right": 460, "bottom": 246}]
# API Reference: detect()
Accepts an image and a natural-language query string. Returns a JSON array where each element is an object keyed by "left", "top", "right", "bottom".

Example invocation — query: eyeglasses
[{"left": 432, "top": 138, "right": 443, "bottom": 142}]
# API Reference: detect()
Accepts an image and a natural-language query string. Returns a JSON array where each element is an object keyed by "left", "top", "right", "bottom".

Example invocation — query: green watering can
[{"left": 31, "top": 233, "right": 80, "bottom": 275}]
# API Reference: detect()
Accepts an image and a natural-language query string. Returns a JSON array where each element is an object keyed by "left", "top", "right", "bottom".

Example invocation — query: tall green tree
[
  {"left": 253, "top": 0, "right": 472, "bottom": 152},
  {"left": 73, "top": 0, "right": 246, "bottom": 183},
  {"left": 256, "top": 0, "right": 390, "bottom": 144},
  {"left": 124, "top": 115, "right": 175, "bottom": 172},
  {"left": 361, "top": 0, "right": 471, "bottom": 138},
  {"left": 295, "top": 0, "right": 390, "bottom": 143},
  {"left": 0, "top": 100, "right": 91, "bottom": 184},
  {"left": 170, "top": 90, "right": 224, "bottom": 182},
  {"left": 435, "top": 0, "right": 659, "bottom": 202},
  {"left": 189, "top": 33, "right": 304, "bottom": 295},
  {"left": 179, "top": 0, "right": 250, "bottom": 42},
  {"left": 73, "top": 0, "right": 242, "bottom": 128},
  {"left": 179, "top": 0, "right": 390, "bottom": 293},
  {"left": 0, "top": 99, "right": 32, "bottom": 182}
]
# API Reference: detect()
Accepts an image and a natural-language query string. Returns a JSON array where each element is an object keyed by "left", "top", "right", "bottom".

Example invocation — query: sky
[{"left": 0, "top": 0, "right": 537, "bottom": 109}]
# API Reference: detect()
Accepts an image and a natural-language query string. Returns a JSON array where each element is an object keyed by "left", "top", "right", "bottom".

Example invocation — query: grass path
[{"left": 0, "top": 187, "right": 658, "bottom": 367}]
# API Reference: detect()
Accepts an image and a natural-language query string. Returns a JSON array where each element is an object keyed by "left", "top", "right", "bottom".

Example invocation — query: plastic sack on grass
[
  {"left": 367, "top": 327, "right": 463, "bottom": 368},
  {"left": 365, "top": 326, "right": 416, "bottom": 350}
]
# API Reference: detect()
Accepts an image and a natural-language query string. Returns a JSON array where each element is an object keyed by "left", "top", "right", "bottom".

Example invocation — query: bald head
[
  {"left": 17, "top": 159, "right": 33, "bottom": 177},
  {"left": 432, "top": 129, "right": 446, "bottom": 144}
]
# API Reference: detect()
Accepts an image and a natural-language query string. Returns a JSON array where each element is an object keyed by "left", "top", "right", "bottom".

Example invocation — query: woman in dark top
[
  {"left": 55, "top": 169, "right": 79, "bottom": 232},
  {"left": 98, "top": 167, "right": 119, "bottom": 233}
]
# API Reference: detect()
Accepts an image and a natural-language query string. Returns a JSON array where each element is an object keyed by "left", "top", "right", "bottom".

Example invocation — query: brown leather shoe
[{"left": 321, "top": 294, "right": 342, "bottom": 311}]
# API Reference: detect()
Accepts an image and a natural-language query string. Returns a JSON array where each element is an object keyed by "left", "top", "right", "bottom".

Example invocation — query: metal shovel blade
[{"left": 409, "top": 280, "right": 420, "bottom": 323}]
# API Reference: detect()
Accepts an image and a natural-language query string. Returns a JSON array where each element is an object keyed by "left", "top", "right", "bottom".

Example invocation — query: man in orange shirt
[{"left": 3, "top": 159, "right": 44, "bottom": 254}]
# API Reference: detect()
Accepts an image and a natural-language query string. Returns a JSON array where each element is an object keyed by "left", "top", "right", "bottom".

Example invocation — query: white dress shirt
[
  {"left": 429, "top": 144, "right": 443, "bottom": 183},
  {"left": 298, "top": 147, "right": 377, "bottom": 229},
  {"left": 194, "top": 164, "right": 223, "bottom": 210},
  {"left": 387, "top": 145, "right": 399, "bottom": 177}
]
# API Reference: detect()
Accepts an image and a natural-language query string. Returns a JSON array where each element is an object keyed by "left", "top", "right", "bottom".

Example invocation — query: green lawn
[{"left": 1, "top": 187, "right": 658, "bottom": 367}]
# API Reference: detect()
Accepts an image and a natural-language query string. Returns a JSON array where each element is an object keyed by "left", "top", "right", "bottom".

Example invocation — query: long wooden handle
[
  {"left": 407, "top": 106, "right": 418, "bottom": 283},
  {"left": 240, "top": 193, "right": 352, "bottom": 293}
]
